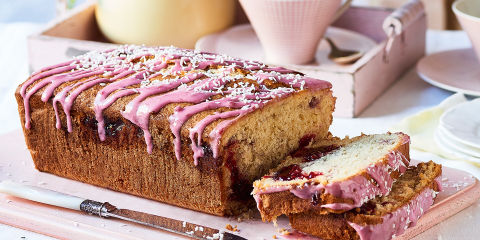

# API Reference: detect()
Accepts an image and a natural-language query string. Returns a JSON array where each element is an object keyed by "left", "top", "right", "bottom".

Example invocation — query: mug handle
[{"left": 331, "top": 0, "right": 353, "bottom": 23}]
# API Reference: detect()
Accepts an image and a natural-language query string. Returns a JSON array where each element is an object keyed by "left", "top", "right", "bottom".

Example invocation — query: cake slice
[
  {"left": 288, "top": 161, "right": 442, "bottom": 240},
  {"left": 252, "top": 132, "right": 410, "bottom": 222}
]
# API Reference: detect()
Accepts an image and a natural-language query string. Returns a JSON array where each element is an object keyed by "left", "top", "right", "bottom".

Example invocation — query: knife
[{"left": 0, "top": 181, "right": 246, "bottom": 240}]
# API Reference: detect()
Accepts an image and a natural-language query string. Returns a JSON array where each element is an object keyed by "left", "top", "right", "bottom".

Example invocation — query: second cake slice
[
  {"left": 288, "top": 161, "right": 442, "bottom": 240},
  {"left": 252, "top": 132, "right": 410, "bottom": 222}
]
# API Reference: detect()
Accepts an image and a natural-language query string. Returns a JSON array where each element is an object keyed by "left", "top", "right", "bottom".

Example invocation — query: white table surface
[{"left": 0, "top": 11, "right": 479, "bottom": 240}]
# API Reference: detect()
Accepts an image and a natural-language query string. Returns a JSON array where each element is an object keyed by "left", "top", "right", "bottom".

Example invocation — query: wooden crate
[
  {"left": 196, "top": 1, "right": 426, "bottom": 117},
  {"left": 27, "top": 1, "right": 426, "bottom": 117},
  {"left": 318, "top": 4, "right": 426, "bottom": 117},
  {"left": 354, "top": 0, "right": 460, "bottom": 30}
]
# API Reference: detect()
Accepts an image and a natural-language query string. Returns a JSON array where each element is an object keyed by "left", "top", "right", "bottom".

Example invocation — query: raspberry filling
[
  {"left": 265, "top": 164, "right": 323, "bottom": 181},
  {"left": 291, "top": 145, "right": 340, "bottom": 162}
]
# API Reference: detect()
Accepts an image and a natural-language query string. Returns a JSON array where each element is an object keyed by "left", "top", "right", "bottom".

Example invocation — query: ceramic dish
[
  {"left": 417, "top": 48, "right": 480, "bottom": 97},
  {"left": 434, "top": 127, "right": 480, "bottom": 163},
  {"left": 195, "top": 24, "right": 376, "bottom": 69},
  {"left": 439, "top": 98, "right": 480, "bottom": 149},
  {"left": 453, "top": 0, "right": 480, "bottom": 60},
  {"left": 436, "top": 125, "right": 480, "bottom": 158}
]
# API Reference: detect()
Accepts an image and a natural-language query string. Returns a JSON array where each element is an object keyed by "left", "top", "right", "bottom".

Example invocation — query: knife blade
[{"left": 0, "top": 181, "right": 246, "bottom": 240}]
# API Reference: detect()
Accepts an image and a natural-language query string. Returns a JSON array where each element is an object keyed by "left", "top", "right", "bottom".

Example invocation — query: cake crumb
[
  {"left": 235, "top": 208, "right": 257, "bottom": 222},
  {"left": 226, "top": 224, "right": 239, "bottom": 232},
  {"left": 272, "top": 235, "right": 277, "bottom": 239},
  {"left": 278, "top": 228, "right": 290, "bottom": 236}
]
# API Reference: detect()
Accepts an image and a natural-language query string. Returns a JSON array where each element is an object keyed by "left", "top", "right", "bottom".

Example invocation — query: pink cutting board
[{"left": 0, "top": 130, "right": 479, "bottom": 240}]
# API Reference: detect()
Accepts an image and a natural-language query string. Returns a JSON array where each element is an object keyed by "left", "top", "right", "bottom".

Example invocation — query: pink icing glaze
[
  {"left": 94, "top": 70, "right": 146, "bottom": 141},
  {"left": 348, "top": 176, "right": 441, "bottom": 240},
  {"left": 61, "top": 77, "right": 110, "bottom": 132},
  {"left": 170, "top": 95, "right": 265, "bottom": 164},
  {"left": 253, "top": 149, "right": 409, "bottom": 211},
  {"left": 40, "top": 70, "right": 105, "bottom": 102},
  {"left": 208, "top": 106, "right": 259, "bottom": 159},
  {"left": 434, "top": 174, "right": 443, "bottom": 192},
  {"left": 185, "top": 91, "right": 283, "bottom": 165},
  {"left": 400, "top": 134, "right": 411, "bottom": 145},
  {"left": 122, "top": 75, "right": 221, "bottom": 154},
  {"left": 20, "top": 46, "right": 331, "bottom": 165},
  {"left": 53, "top": 77, "right": 112, "bottom": 132},
  {"left": 188, "top": 106, "right": 253, "bottom": 164},
  {"left": 53, "top": 79, "right": 87, "bottom": 130},
  {"left": 21, "top": 63, "right": 78, "bottom": 129},
  {"left": 120, "top": 72, "right": 206, "bottom": 153},
  {"left": 278, "top": 230, "right": 321, "bottom": 240}
]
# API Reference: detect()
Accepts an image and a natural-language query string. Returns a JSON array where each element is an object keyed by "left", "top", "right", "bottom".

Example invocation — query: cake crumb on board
[
  {"left": 234, "top": 208, "right": 258, "bottom": 222},
  {"left": 225, "top": 223, "right": 239, "bottom": 232},
  {"left": 278, "top": 228, "right": 290, "bottom": 236}
]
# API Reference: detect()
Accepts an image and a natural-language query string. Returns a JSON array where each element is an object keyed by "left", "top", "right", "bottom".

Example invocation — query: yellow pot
[{"left": 95, "top": 0, "right": 235, "bottom": 49}]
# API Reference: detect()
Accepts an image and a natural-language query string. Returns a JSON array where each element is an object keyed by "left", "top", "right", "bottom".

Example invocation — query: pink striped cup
[
  {"left": 453, "top": 0, "right": 480, "bottom": 61},
  {"left": 239, "top": 0, "right": 351, "bottom": 65}
]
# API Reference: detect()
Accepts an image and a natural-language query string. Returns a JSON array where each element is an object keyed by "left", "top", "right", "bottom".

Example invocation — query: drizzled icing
[
  {"left": 20, "top": 45, "right": 331, "bottom": 165},
  {"left": 348, "top": 176, "right": 441, "bottom": 240}
]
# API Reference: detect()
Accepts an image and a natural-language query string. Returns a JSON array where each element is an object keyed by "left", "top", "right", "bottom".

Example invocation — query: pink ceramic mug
[
  {"left": 453, "top": 0, "right": 480, "bottom": 61},
  {"left": 239, "top": 0, "right": 352, "bottom": 65}
]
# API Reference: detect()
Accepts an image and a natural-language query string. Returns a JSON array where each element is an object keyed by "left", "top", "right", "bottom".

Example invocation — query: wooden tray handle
[
  {"left": 383, "top": 0, "right": 425, "bottom": 36},
  {"left": 382, "top": 0, "right": 425, "bottom": 62}
]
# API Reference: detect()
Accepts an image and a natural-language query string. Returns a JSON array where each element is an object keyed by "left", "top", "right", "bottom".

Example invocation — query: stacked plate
[{"left": 434, "top": 99, "right": 480, "bottom": 163}]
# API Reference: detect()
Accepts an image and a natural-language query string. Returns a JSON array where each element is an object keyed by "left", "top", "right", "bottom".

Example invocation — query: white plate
[
  {"left": 439, "top": 98, "right": 480, "bottom": 149},
  {"left": 434, "top": 125, "right": 480, "bottom": 163},
  {"left": 195, "top": 24, "right": 376, "bottom": 71},
  {"left": 436, "top": 124, "right": 480, "bottom": 158},
  {"left": 417, "top": 48, "right": 480, "bottom": 97}
]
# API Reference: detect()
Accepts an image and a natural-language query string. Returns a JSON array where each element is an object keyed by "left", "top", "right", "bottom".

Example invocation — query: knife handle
[{"left": 0, "top": 180, "right": 85, "bottom": 210}]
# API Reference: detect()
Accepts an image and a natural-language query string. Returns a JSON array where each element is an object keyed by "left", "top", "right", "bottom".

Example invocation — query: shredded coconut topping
[{"left": 21, "top": 45, "right": 331, "bottom": 166}]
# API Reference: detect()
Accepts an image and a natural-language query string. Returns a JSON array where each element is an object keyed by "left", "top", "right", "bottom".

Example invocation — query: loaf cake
[
  {"left": 288, "top": 161, "right": 442, "bottom": 240},
  {"left": 253, "top": 132, "right": 410, "bottom": 222},
  {"left": 15, "top": 45, "right": 335, "bottom": 215}
]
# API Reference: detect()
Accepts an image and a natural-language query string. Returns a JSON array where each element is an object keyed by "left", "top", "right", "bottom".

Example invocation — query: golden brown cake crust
[
  {"left": 16, "top": 46, "right": 335, "bottom": 215},
  {"left": 289, "top": 161, "right": 442, "bottom": 240},
  {"left": 289, "top": 211, "right": 360, "bottom": 240},
  {"left": 254, "top": 133, "right": 410, "bottom": 221}
]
